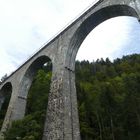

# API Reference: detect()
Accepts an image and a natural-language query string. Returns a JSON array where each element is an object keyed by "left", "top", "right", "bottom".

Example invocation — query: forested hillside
[
  {"left": 2, "top": 54, "right": 140, "bottom": 140},
  {"left": 76, "top": 54, "right": 140, "bottom": 140}
]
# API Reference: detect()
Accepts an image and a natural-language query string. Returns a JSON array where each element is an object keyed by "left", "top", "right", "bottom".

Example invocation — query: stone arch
[
  {"left": 13, "top": 55, "right": 52, "bottom": 120},
  {"left": 24, "top": 55, "right": 52, "bottom": 80},
  {"left": 64, "top": 4, "right": 139, "bottom": 139},
  {"left": 0, "top": 82, "right": 12, "bottom": 129},
  {"left": 67, "top": 4, "right": 139, "bottom": 69}
]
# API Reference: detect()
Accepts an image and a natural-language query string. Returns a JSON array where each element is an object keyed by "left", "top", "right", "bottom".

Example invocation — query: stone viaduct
[{"left": 0, "top": 0, "right": 140, "bottom": 139}]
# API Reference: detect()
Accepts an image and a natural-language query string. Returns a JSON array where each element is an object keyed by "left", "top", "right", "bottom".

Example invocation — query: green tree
[{"left": 5, "top": 69, "right": 52, "bottom": 140}]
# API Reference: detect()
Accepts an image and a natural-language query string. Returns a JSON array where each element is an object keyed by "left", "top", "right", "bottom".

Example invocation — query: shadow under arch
[
  {"left": 25, "top": 55, "right": 52, "bottom": 80},
  {"left": 68, "top": 4, "right": 139, "bottom": 69},
  {"left": 14, "top": 55, "right": 52, "bottom": 120},
  {"left": 0, "top": 82, "right": 12, "bottom": 129},
  {"left": 5, "top": 55, "right": 53, "bottom": 139}
]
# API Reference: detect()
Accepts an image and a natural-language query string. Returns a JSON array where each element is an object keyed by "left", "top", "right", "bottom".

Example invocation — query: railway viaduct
[{"left": 0, "top": 0, "right": 140, "bottom": 139}]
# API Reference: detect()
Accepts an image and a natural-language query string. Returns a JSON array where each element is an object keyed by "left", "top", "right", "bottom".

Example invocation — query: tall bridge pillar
[
  {"left": 41, "top": 32, "right": 81, "bottom": 139},
  {"left": 42, "top": 70, "right": 80, "bottom": 140}
]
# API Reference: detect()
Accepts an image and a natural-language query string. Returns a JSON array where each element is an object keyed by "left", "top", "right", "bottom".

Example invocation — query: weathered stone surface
[{"left": 0, "top": 0, "right": 140, "bottom": 139}]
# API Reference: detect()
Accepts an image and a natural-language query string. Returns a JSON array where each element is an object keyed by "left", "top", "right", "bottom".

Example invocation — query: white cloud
[
  {"left": 0, "top": 0, "right": 140, "bottom": 78},
  {"left": 0, "top": 0, "right": 97, "bottom": 78}
]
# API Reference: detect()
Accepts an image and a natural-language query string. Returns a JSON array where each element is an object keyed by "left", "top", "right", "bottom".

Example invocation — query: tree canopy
[{"left": 1, "top": 54, "right": 140, "bottom": 140}]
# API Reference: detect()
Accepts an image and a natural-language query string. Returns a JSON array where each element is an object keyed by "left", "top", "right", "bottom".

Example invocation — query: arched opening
[
  {"left": 0, "top": 82, "right": 12, "bottom": 129},
  {"left": 76, "top": 16, "right": 140, "bottom": 61},
  {"left": 68, "top": 5, "right": 139, "bottom": 69},
  {"left": 4, "top": 55, "right": 52, "bottom": 140},
  {"left": 68, "top": 5, "right": 140, "bottom": 140}
]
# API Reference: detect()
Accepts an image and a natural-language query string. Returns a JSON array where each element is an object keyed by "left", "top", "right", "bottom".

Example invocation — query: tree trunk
[
  {"left": 96, "top": 113, "right": 103, "bottom": 140},
  {"left": 110, "top": 115, "right": 115, "bottom": 140}
]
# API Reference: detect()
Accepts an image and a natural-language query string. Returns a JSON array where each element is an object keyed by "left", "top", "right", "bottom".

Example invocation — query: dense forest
[
  {"left": 1, "top": 54, "right": 140, "bottom": 140},
  {"left": 76, "top": 54, "right": 140, "bottom": 140}
]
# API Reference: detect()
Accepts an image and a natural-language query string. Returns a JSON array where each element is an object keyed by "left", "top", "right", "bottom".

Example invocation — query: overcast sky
[{"left": 0, "top": 0, "right": 140, "bottom": 78}]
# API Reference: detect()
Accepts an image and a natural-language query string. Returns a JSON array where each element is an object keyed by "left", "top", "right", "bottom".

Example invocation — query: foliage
[
  {"left": 0, "top": 85, "right": 12, "bottom": 129},
  {"left": 4, "top": 67, "right": 52, "bottom": 140},
  {"left": 2, "top": 54, "right": 140, "bottom": 139},
  {"left": 76, "top": 54, "right": 140, "bottom": 140},
  {"left": 0, "top": 74, "right": 8, "bottom": 83}
]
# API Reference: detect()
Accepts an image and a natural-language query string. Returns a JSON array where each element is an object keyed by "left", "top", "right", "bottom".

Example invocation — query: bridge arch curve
[
  {"left": 24, "top": 55, "right": 52, "bottom": 79},
  {"left": 0, "top": 82, "right": 12, "bottom": 129},
  {"left": 13, "top": 55, "right": 52, "bottom": 120},
  {"left": 68, "top": 4, "right": 139, "bottom": 69}
]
